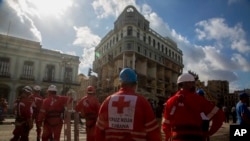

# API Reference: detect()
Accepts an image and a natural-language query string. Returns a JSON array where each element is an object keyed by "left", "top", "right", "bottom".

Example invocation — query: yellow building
[
  {"left": 93, "top": 5, "right": 183, "bottom": 102},
  {"left": 207, "top": 80, "right": 229, "bottom": 107}
]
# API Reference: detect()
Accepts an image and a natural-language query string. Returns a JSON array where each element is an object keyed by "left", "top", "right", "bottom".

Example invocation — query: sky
[{"left": 0, "top": 0, "right": 250, "bottom": 92}]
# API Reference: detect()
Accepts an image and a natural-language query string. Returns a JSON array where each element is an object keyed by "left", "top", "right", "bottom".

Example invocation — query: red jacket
[
  {"left": 95, "top": 87, "right": 162, "bottom": 141},
  {"left": 38, "top": 95, "right": 71, "bottom": 126},
  {"left": 75, "top": 94, "right": 100, "bottom": 127},
  {"left": 162, "top": 89, "right": 224, "bottom": 141},
  {"left": 13, "top": 97, "right": 33, "bottom": 126},
  {"left": 29, "top": 93, "right": 43, "bottom": 120}
]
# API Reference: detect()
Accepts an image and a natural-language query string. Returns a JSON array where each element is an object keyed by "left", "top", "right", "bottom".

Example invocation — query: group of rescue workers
[{"left": 8, "top": 67, "right": 250, "bottom": 141}]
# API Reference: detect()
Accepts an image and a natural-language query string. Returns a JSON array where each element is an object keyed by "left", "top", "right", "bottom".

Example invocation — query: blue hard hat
[
  {"left": 119, "top": 68, "right": 137, "bottom": 83},
  {"left": 196, "top": 89, "right": 205, "bottom": 96}
]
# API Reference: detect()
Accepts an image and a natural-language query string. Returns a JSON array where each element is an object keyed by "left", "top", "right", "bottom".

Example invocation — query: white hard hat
[
  {"left": 177, "top": 73, "right": 195, "bottom": 84},
  {"left": 48, "top": 85, "right": 57, "bottom": 92},
  {"left": 33, "top": 85, "right": 41, "bottom": 91},
  {"left": 22, "top": 86, "right": 32, "bottom": 93}
]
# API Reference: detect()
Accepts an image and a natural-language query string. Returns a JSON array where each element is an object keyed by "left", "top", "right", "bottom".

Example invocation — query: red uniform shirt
[
  {"left": 75, "top": 94, "right": 100, "bottom": 127},
  {"left": 13, "top": 97, "right": 33, "bottom": 121},
  {"left": 38, "top": 95, "right": 71, "bottom": 126},
  {"left": 96, "top": 87, "right": 161, "bottom": 141},
  {"left": 29, "top": 93, "right": 43, "bottom": 120},
  {"left": 162, "top": 89, "right": 224, "bottom": 141}
]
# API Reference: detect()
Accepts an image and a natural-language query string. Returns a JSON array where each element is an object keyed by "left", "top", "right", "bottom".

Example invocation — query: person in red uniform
[
  {"left": 95, "top": 68, "right": 162, "bottom": 141},
  {"left": 37, "top": 85, "right": 72, "bottom": 141},
  {"left": 11, "top": 86, "right": 34, "bottom": 141},
  {"left": 75, "top": 85, "right": 100, "bottom": 141},
  {"left": 29, "top": 85, "right": 44, "bottom": 141},
  {"left": 162, "top": 73, "right": 225, "bottom": 141}
]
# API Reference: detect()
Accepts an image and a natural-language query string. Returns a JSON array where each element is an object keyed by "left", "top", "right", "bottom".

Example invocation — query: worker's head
[
  {"left": 47, "top": 85, "right": 57, "bottom": 95},
  {"left": 239, "top": 92, "right": 249, "bottom": 102},
  {"left": 177, "top": 73, "right": 195, "bottom": 92},
  {"left": 21, "top": 85, "right": 32, "bottom": 98},
  {"left": 119, "top": 68, "right": 137, "bottom": 88},
  {"left": 33, "top": 85, "right": 41, "bottom": 93},
  {"left": 196, "top": 89, "right": 205, "bottom": 96},
  {"left": 87, "top": 86, "right": 95, "bottom": 95}
]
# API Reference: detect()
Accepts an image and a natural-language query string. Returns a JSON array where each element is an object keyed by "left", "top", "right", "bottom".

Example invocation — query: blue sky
[{"left": 0, "top": 0, "right": 249, "bottom": 92}]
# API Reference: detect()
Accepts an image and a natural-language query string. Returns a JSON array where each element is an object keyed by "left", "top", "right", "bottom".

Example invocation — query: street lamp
[{"left": 62, "top": 57, "right": 72, "bottom": 95}]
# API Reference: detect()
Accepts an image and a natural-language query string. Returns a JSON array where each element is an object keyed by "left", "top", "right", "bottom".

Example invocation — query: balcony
[
  {"left": 0, "top": 72, "right": 10, "bottom": 78},
  {"left": 20, "top": 75, "right": 34, "bottom": 81},
  {"left": 43, "top": 77, "right": 80, "bottom": 86}
]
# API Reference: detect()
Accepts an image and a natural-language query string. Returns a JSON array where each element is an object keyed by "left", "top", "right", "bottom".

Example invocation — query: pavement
[
  {"left": 0, "top": 117, "right": 231, "bottom": 141},
  {"left": 0, "top": 118, "right": 86, "bottom": 141}
]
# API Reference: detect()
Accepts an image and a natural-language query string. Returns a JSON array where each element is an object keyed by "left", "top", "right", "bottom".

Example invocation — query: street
[
  {"left": 0, "top": 118, "right": 87, "bottom": 141},
  {"left": 0, "top": 118, "right": 230, "bottom": 141}
]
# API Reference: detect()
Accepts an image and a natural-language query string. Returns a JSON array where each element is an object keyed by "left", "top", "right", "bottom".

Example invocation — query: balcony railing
[
  {"left": 43, "top": 77, "right": 80, "bottom": 86},
  {"left": 0, "top": 72, "right": 10, "bottom": 78},
  {"left": 20, "top": 75, "right": 34, "bottom": 81}
]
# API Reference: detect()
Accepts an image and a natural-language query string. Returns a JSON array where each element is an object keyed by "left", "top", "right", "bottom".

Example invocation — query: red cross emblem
[{"left": 112, "top": 96, "right": 130, "bottom": 114}]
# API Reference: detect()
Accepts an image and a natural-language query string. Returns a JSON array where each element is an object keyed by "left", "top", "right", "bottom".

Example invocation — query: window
[
  {"left": 127, "top": 43, "right": 132, "bottom": 50},
  {"left": 0, "top": 57, "right": 10, "bottom": 77},
  {"left": 138, "top": 46, "right": 140, "bottom": 52},
  {"left": 143, "top": 33, "right": 146, "bottom": 42},
  {"left": 121, "top": 31, "right": 123, "bottom": 38},
  {"left": 45, "top": 64, "right": 55, "bottom": 81},
  {"left": 137, "top": 29, "right": 140, "bottom": 38},
  {"left": 64, "top": 67, "right": 72, "bottom": 82},
  {"left": 148, "top": 36, "right": 151, "bottom": 45},
  {"left": 127, "top": 26, "right": 133, "bottom": 36},
  {"left": 22, "top": 61, "right": 34, "bottom": 79}
]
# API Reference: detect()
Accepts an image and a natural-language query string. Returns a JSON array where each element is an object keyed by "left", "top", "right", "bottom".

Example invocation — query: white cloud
[
  {"left": 92, "top": 0, "right": 137, "bottom": 18},
  {"left": 195, "top": 18, "right": 250, "bottom": 53},
  {"left": 73, "top": 26, "right": 101, "bottom": 70},
  {"left": 231, "top": 53, "right": 250, "bottom": 71},
  {"left": 228, "top": 0, "right": 240, "bottom": 5},
  {"left": 3, "top": 0, "right": 42, "bottom": 41},
  {"left": 73, "top": 26, "right": 101, "bottom": 49}
]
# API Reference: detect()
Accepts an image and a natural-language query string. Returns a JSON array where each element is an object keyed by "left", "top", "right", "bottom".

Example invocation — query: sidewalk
[
  {"left": 1, "top": 117, "right": 231, "bottom": 141},
  {"left": 210, "top": 123, "right": 230, "bottom": 141}
]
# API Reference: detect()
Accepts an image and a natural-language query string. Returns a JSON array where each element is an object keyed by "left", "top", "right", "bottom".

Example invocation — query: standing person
[
  {"left": 222, "top": 106, "right": 230, "bottom": 123},
  {"left": 0, "top": 98, "right": 8, "bottom": 123},
  {"left": 231, "top": 106, "right": 237, "bottom": 123},
  {"left": 37, "top": 85, "right": 72, "bottom": 141},
  {"left": 162, "top": 73, "right": 224, "bottom": 141},
  {"left": 30, "top": 85, "right": 44, "bottom": 141},
  {"left": 236, "top": 92, "right": 250, "bottom": 126},
  {"left": 75, "top": 86, "right": 100, "bottom": 141},
  {"left": 10, "top": 86, "right": 34, "bottom": 141},
  {"left": 196, "top": 89, "right": 205, "bottom": 97},
  {"left": 196, "top": 88, "right": 210, "bottom": 141},
  {"left": 95, "top": 68, "right": 162, "bottom": 141}
]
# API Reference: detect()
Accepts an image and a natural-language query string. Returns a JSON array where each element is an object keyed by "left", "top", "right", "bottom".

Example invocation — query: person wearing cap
[
  {"left": 162, "top": 73, "right": 224, "bottom": 141},
  {"left": 37, "top": 85, "right": 72, "bottom": 141},
  {"left": 196, "top": 89, "right": 205, "bottom": 97},
  {"left": 11, "top": 86, "right": 34, "bottom": 141},
  {"left": 236, "top": 92, "right": 250, "bottom": 125},
  {"left": 95, "top": 68, "right": 162, "bottom": 141},
  {"left": 75, "top": 86, "right": 100, "bottom": 141},
  {"left": 29, "top": 85, "right": 43, "bottom": 141}
]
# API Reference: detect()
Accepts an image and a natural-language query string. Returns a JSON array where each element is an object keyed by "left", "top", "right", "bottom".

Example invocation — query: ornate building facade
[
  {"left": 92, "top": 5, "right": 183, "bottom": 102},
  {"left": 0, "top": 34, "right": 80, "bottom": 111}
]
